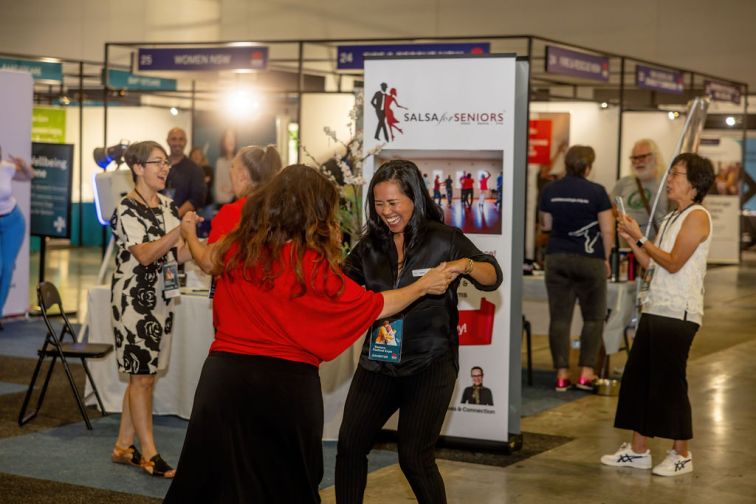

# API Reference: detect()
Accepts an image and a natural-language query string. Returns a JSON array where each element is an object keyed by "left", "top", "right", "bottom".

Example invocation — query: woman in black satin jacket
[{"left": 335, "top": 160, "right": 502, "bottom": 504}]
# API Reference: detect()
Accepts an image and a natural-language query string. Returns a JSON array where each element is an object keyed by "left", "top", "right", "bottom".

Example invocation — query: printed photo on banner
[
  {"left": 376, "top": 149, "right": 504, "bottom": 235},
  {"left": 460, "top": 365, "right": 494, "bottom": 406}
]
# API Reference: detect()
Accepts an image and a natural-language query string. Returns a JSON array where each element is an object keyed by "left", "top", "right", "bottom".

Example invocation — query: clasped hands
[
  {"left": 180, "top": 211, "right": 204, "bottom": 239},
  {"left": 417, "top": 258, "right": 473, "bottom": 295}
]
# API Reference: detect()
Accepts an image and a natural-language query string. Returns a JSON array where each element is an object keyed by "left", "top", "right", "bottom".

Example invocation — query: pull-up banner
[
  {"left": 31, "top": 142, "right": 74, "bottom": 238},
  {"left": 337, "top": 42, "right": 490, "bottom": 70},
  {"left": 363, "top": 55, "right": 527, "bottom": 445},
  {"left": 0, "top": 70, "right": 32, "bottom": 316},
  {"left": 137, "top": 47, "right": 269, "bottom": 71}
]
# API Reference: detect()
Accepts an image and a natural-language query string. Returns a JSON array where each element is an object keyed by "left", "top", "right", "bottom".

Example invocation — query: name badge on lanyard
[
  {"left": 162, "top": 261, "right": 180, "bottom": 299},
  {"left": 639, "top": 265, "right": 655, "bottom": 304},
  {"left": 368, "top": 317, "right": 403, "bottom": 363}
]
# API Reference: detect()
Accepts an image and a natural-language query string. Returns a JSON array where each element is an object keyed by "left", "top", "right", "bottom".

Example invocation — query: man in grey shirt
[{"left": 611, "top": 139, "right": 668, "bottom": 244}]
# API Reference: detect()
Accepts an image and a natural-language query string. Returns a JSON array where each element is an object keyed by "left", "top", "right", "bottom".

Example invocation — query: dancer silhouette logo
[{"left": 370, "top": 83, "right": 408, "bottom": 143}]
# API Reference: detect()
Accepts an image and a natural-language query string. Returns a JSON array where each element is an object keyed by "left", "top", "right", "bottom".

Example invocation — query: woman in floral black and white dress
[{"left": 110, "top": 141, "right": 192, "bottom": 479}]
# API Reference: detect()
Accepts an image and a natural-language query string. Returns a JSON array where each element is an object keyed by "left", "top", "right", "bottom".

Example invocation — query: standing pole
[
  {"left": 38, "top": 237, "right": 46, "bottom": 284},
  {"left": 78, "top": 62, "right": 84, "bottom": 247},
  {"left": 296, "top": 41, "right": 304, "bottom": 163}
]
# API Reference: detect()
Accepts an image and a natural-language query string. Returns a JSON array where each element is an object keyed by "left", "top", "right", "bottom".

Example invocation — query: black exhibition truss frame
[{"left": 103, "top": 34, "right": 748, "bottom": 181}]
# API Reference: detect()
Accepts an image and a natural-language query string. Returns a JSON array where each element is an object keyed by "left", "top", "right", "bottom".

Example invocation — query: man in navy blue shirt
[{"left": 163, "top": 128, "right": 206, "bottom": 217}]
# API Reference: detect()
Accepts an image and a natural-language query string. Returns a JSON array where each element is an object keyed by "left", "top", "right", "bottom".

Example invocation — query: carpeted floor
[
  {"left": 520, "top": 369, "right": 593, "bottom": 417},
  {"left": 0, "top": 319, "right": 582, "bottom": 501},
  {"left": 0, "top": 472, "right": 161, "bottom": 504}
]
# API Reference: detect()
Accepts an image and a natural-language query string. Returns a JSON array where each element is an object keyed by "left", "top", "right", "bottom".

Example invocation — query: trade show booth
[{"left": 5, "top": 34, "right": 750, "bottom": 450}]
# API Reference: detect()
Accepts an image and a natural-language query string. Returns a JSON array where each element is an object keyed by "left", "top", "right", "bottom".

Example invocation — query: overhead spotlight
[
  {"left": 600, "top": 102, "right": 609, "bottom": 109},
  {"left": 223, "top": 87, "right": 261, "bottom": 120},
  {"left": 667, "top": 111, "right": 680, "bottom": 120},
  {"left": 93, "top": 140, "right": 130, "bottom": 169},
  {"left": 725, "top": 116, "right": 736, "bottom": 127},
  {"left": 59, "top": 96, "right": 71, "bottom": 106},
  {"left": 170, "top": 107, "right": 179, "bottom": 116}
]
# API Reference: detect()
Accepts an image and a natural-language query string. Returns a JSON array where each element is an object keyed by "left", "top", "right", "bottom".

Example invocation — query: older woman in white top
[
  {"left": 0, "top": 147, "right": 33, "bottom": 325},
  {"left": 601, "top": 153, "right": 715, "bottom": 477}
]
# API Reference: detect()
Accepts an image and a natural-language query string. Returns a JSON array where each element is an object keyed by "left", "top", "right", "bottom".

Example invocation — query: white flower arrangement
[{"left": 302, "top": 89, "right": 385, "bottom": 251}]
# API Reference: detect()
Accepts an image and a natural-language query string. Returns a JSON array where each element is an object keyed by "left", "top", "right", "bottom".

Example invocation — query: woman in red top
[
  {"left": 478, "top": 170, "right": 492, "bottom": 207},
  {"left": 384, "top": 87, "right": 407, "bottom": 141},
  {"left": 183, "top": 145, "right": 281, "bottom": 272},
  {"left": 165, "top": 164, "right": 456, "bottom": 503}
]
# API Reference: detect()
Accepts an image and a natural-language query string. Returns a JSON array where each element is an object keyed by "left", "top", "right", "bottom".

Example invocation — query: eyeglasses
[
  {"left": 144, "top": 159, "right": 171, "bottom": 167},
  {"left": 669, "top": 170, "right": 688, "bottom": 178},
  {"left": 471, "top": 374, "right": 483, "bottom": 378},
  {"left": 629, "top": 153, "right": 654, "bottom": 162}
]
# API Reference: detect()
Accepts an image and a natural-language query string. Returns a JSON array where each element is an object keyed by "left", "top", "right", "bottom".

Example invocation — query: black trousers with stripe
[{"left": 335, "top": 357, "right": 457, "bottom": 504}]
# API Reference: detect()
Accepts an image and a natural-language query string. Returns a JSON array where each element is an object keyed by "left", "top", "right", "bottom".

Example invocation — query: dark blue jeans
[
  {"left": 544, "top": 253, "right": 606, "bottom": 369},
  {"left": 0, "top": 206, "right": 25, "bottom": 317}
]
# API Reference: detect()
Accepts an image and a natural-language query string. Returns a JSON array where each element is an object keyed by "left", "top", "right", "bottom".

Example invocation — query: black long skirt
[
  {"left": 614, "top": 313, "right": 699, "bottom": 440},
  {"left": 164, "top": 351, "right": 324, "bottom": 503}
]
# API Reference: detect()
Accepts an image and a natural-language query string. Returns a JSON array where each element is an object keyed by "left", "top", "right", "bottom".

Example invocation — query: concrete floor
[
  {"left": 321, "top": 254, "right": 756, "bottom": 504},
  {"left": 31, "top": 245, "right": 756, "bottom": 503}
]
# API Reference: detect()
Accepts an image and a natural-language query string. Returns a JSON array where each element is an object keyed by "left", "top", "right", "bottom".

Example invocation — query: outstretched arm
[{"left": 180, "top": 211, "right": 216, "bottom": 274}]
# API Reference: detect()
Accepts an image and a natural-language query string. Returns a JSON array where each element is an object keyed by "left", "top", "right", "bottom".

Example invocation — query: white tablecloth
[
  {"left": 522, "top": 275, "right": 636, "bottom": 354},
  {"left": 85, "top": 286, "right": 214, "bottom": 419},
  {"left": 84, "top": 285, "right": 361, "bottom": 439}
]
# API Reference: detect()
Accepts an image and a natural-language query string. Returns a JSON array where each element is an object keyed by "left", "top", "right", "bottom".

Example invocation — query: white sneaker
[
  {"left": 652, "top": 449, "right": 693, "bottom": 476},
  {"left": 600, "top": 442, "right": 652, "bottom": 469}
]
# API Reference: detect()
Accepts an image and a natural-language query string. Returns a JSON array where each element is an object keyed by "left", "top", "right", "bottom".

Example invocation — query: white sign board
[
  {"left": 364, "top": 55, "right": 525, "bottom": 444},
  {"left": 0, "top": 70, "right": 32, "bottom": 316},
  {"left": 703, "top": 194, "right": 740, "bottom": 264}
]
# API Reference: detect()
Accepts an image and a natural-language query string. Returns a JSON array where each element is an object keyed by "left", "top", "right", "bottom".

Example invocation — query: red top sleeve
[
  {"left": 210, "top": 244, "right": 384, "bottom": 367},
  {"left": 208, "top": 197, "right": 246, "bottom": 244}
]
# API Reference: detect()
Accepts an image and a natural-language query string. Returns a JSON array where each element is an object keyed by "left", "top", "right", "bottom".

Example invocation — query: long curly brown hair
[{"left": 213, "top": 164, "right": 345, "bottom": 299}]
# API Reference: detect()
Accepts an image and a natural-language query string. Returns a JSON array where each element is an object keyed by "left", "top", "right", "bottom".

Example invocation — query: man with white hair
[{"left": 611, "top": 139, "right": 668, "bottom": 242}]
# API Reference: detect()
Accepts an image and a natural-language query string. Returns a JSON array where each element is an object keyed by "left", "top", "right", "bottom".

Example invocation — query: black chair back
[
  {"left": 19, "top": 281, "right": 112, "bottom": 430},
  {"left": 37, "top": 281, "right": 75, "bottom": 345}
]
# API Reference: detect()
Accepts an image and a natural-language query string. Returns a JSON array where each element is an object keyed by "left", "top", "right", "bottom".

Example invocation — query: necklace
[{"left": 133, "top": 188, "right": 165, "bottom": 233}]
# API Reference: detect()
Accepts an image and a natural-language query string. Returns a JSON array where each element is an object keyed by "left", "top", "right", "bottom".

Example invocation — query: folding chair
[{"left": 18, "top": 282, "right": 113, "bottom": 430}]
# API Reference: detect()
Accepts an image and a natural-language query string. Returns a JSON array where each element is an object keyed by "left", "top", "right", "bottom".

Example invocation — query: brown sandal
[
  {"left": 111, "top": 444, "right": 143, "bottom": 467},
  {"left": 142, "top": 453, "right": 176, "bottom": 478}
]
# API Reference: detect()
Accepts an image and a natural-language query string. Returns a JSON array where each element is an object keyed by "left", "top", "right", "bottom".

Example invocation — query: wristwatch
[{"left": 636, "top": 236, "right": 648, "bottom": 248}]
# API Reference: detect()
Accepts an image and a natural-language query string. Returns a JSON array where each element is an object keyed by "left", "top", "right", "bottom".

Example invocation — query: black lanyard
[
  {"left": 656, "top": 203, "right": 695, "bottom": 247},
  {"left": 133, "top": 189, "right": 166, "bottom": 235}
]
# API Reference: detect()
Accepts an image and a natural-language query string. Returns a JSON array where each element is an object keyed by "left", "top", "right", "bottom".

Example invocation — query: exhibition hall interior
[{"left": 0, "top": 1, "right": 755, "bottom": 503}]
